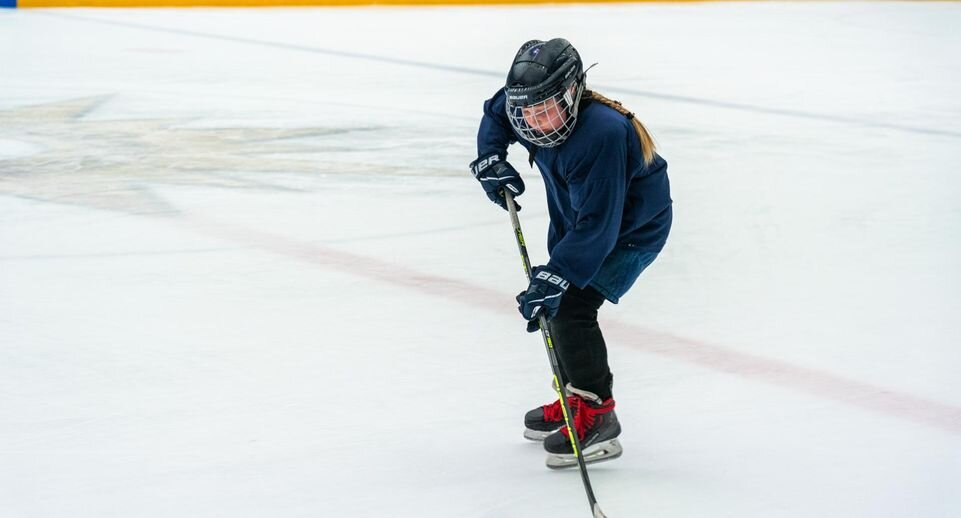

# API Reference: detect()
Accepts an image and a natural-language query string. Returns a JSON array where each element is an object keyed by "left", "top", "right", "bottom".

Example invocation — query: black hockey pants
[{"left": 549, "top": 284, "right": 614, "bottom": 401}]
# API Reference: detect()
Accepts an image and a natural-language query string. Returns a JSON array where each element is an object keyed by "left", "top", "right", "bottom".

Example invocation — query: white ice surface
[{"left": 1, "top": 3, "right": 960, "bottom": 518}]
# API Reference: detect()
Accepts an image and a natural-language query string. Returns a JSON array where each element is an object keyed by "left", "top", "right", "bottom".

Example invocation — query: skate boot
[
  {"left": 523, "top": 395, "right": 578, "bottom": 441},
  {"left": 543, "top": 384, "right": 622, "bottom": 469}
]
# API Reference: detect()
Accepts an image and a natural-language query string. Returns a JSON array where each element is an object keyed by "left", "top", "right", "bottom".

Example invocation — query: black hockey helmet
[{"left": 504, "top": 38, "right": 586, "bottom": 148}]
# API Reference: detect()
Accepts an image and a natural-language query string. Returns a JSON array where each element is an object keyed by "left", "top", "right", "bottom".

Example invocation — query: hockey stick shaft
[{"left": 504, "top": 192, "right": 607, "bottom": 518}]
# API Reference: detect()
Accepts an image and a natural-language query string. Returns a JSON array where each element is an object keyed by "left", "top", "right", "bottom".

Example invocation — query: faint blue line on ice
[
  {"left": 35, "top": 11, "right": 499, "bottom": 78},
  {"left": 600, "top": 86, "right": 961, "bottom": 138},
  {"left": 36, "top": 11, "right": 961, "bottom": 139}
]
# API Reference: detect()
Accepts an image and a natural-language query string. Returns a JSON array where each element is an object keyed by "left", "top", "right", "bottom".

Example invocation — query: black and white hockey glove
[
  {"left": 516, "top": 266, "right": 570, "bottom": 333},
  {"left": 470, "top": 153, "right": 525, "bottom": 211}
]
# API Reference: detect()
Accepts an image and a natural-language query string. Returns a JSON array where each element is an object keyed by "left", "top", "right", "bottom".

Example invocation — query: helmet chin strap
[
  {"left": 575, "top": 63, "right": 597, "bottom": 103},
  {"left": 563, "top": 69, "right": 591, "bottom": 137}
]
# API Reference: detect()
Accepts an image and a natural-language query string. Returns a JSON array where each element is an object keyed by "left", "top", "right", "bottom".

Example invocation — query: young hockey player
[{"left": 469, "top": 38, "right": 673, "bottom": 467}]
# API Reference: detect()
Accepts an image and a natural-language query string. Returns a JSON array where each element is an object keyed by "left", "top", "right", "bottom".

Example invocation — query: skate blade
[
  {"left": 523, "top": 428, "right": 557, "bottom": 441},
  {"left": 545, "top": 438, "right": 623, "bottom": 470}
]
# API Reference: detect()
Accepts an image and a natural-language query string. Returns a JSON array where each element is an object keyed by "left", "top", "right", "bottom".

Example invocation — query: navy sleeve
[
  {"left": 476, "top": 88, "right": 516, "bottom": 158},
  {"left": 545, "top": 124, "right": 628, "bottom": 288}
]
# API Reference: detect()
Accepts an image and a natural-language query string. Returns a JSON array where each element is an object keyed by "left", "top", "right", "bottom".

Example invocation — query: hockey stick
[{"left": 503, "top": 192, "right": 608, "bottom": 518}]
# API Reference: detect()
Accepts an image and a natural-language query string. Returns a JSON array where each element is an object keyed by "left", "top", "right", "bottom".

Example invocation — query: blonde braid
[{"left": 588, "top": 90, "right": 656, "bottom": 166}]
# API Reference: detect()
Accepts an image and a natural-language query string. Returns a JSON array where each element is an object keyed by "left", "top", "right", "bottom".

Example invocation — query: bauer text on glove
[
  {"left": 469, "top": 153, "right": 525, "bottom": 210},
  {"left": 516, "top": 267, "right": 569, "bottom": 332}
]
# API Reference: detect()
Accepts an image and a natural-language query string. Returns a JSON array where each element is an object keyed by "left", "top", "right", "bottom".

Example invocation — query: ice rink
[{"left": 2, "top": 3, "right": 960, "bottom": 517}]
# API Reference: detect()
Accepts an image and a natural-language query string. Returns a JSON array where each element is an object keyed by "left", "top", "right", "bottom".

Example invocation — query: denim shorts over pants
[{"left": 588, "top": 245, "right": 659, "bottom": 304}]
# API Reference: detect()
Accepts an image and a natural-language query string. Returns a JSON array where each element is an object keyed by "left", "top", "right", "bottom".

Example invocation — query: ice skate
[
  {"left": 523, "top": 395, "right": 577, "bottom": 441},
  {"left": 543, "top": 385, "right": 622, "bottom": 469}
]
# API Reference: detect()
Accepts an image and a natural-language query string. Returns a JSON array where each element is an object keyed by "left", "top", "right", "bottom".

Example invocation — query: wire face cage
[{"left": 506, "top": 84, "right": 581, "bottom": 148}]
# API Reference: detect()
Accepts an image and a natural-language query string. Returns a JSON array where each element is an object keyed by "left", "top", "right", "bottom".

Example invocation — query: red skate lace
[
  {"left": 562, "top": 398, "right": 613, "bottom": 441},
  {"left": 542, "top": 397, "right": 577, "bottom": 422}
]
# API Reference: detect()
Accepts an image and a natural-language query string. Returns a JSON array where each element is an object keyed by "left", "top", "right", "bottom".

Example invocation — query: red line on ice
[{"left": 187, "top": 216, "right": 961, "bottom": 437}]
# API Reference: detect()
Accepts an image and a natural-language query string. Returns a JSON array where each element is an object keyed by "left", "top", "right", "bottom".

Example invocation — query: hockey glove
[
  {"left": 516, "top": 266, "right": 570, "bottom": 333},
  {"left": 470, "top": 153, "right": 525, "bottom": 211}
]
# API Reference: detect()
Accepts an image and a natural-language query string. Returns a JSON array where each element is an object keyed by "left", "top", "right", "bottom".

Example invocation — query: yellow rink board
[{"left": 17, "top": 0, "right": 750, "bottom": 7}]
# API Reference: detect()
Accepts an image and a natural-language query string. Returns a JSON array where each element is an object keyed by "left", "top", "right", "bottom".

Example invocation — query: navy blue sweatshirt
[{"left": 477, "top": 88, "right": 673, "bottom": 288}]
